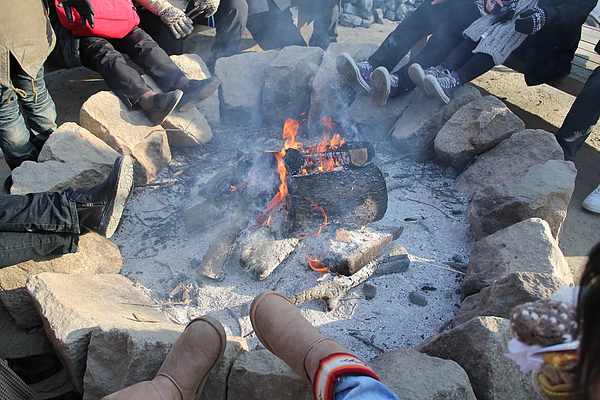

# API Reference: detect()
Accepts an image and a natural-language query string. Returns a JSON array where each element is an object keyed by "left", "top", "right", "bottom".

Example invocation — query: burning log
[
  {"left": 239, "top": 237, "right": 300, "bottom": 280},
  {"left": 289, "top": 163, "right": 388, "bottom": 233}
]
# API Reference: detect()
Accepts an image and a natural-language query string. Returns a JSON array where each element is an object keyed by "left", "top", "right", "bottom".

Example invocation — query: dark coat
[{"left": 522, "top": 0, "right": 597, "bottom": 86}]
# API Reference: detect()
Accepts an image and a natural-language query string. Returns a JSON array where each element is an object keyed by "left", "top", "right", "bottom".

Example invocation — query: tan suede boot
[
  {"left": 249, "top": 291, "right": 350, "bottom": 383},
  {"left": 103, "top": 316, "right": 226, "bottom": 400}
]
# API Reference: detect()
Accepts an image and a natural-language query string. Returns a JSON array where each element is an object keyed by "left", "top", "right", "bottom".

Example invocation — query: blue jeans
[
  {"left": 0, "top": 192, "right": 80, "bottom": 267},
  {"left": 0, "top": 58, "right": 57, "bottom": 169},
  {"left": 335, "top": 376, "right": 401, "bottom": 400}
]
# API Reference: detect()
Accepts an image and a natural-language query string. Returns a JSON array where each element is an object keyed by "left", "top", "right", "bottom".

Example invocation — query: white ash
[{"left": 114, "top": 128, "right": 474, "bottom": 361}]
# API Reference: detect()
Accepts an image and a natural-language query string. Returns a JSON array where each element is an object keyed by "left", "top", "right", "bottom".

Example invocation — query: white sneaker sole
[
  {"left": 336, "top": 53, "right": 372, "bottom": 95},
  {"left": 582, "top": 189, "right": 600, "bottom": 214},
  {"left": 408, "top": 64, "right": 433, "bottom": 98},
  {"left": 102, "top": 156, "right": 134, "bottom": 238},
  {"left": 423, "top": 75, "right": 450, "bottom": 105},
  {"left": 371, "top": 67, "right": 391, "bottom": 106}
]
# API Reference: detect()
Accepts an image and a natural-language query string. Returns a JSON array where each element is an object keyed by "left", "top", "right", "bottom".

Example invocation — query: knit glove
[
  {"left": 515, "top": 6, "right": 547, "bottom": 35},
  {"left": 190, "top": 0, "right": 221, "bottom": 18},
  {"left": 158, "top": 5, "right": 194, "bottom": 39},
  {"left": 490, "top": 0, "right": 518, "bottom": 23},
  {"left": 61, "top": 0, "right": 95, "bottom": 28}
]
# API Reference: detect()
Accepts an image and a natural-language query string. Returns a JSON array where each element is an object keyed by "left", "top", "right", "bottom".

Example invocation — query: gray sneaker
[
  {"left": 423, "top": 69, "right": 461, "bottom": 104},
  {"left": 371, "top": 67, "right": 400, "bottom": 106},
  {"left": 336, "top": 52, "right": 374, "bottom": 94},
  {"left": 408, "top": 63, "right": 443, "bottom": 98}
]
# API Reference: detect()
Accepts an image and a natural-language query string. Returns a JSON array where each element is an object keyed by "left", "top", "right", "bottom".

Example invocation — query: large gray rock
[
  {"left": 307, "top": 42, "right": 379, "bottom": 136},
  {"left": 11, "top": 160, "right": 111, "bottom": 195},
  {"left": 461, "top": 218, "right": 573, "bottom": 297},
  {"left": 434, "top": 96, "right": 525, "bottom": 170},
  {"left": 453, "top": 272, "right": 569, "bottom": 327},
  {"left": 27, "top": 273, "right": 182, "bottom": 393},
  {"left": 80, "top": 91, "right": 171, "bottom": 184},
  {"left": 263, "top": 46, "right": 324, "bottom": 127},
  {"left": 227, "top": 349, "right": 312, "bottom": 400},
  {"left": 369, "top": 349, "right": 477, "bottom": 400},
  {"left": 39, "top": 122, "right": 121, "bottom": 168},
  {"left": 418, "top": 316, "right": 538, "bottom": 400},
  {"left": 199, "top": 337, "right": 248, "bottom": 400},
  {"left": 346, "top": 89, "right": 416, "bottom": 140},
  {"left": 454, "top": 129, "right": 564, "bottom": 197},
  {"left": 0, "top": 233, "right": 121, "bottom": 329},
  {"left": 467, "top": 160, "right": 576, "bottom": 240},
  {"left": 390, "top": 84, "right": 481, "bottom": 160},
  {"left": 216, "top": 51, "right": 280, "bottom": 125}
]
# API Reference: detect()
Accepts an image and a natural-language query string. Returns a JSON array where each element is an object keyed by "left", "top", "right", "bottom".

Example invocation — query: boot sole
[
  {"left": 370, "top": 67, "right": 391, "bottom": 106},
  {"left": 177, "top": 78, "right": 221, "bottom": 112},
  {"left": 336, "top": 53, "right": 372, "bottom": 95},
  {"left": 100, "top": 156, "right": 134, "bottom": 238},
  {"left": 408, "top": 64, "right": 433, "bottom": 98},
  {"left": 146, "top": 90, "right": 184, "bottom": 125},
  {"left": 423, "top": 75, "right": 451, "bottom": 105}
]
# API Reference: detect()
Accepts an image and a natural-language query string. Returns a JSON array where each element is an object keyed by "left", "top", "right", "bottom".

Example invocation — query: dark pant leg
[
  {"left": 297, "top": 0, "right": 338, "bottom": 48},
  {"left": 137, "top": 9, "right": 185, "bottom": 55},
  {"left": 453, "top": 52, "right": 495, "bottom": 83},
  {"left": 0, "top": 192, "right": 80, "bottom": 267},
  {"left": 112, "top": 27, "right": 185, "bottom": 94},
  {"left": 209, "top": 0, "right": 248, "bottom": 57},
  {"left": 555, "top": 66, "right": 600, "bottom": 161},
  {"left": 79, "top": 33, "right": 154, "bottom": 108},
  {"left": 369, "top": 0, "right": 480, "bottom": 71},
  {"left": 247, "top": 0, "right": 306, "bottom": 50},
  {"left": 440, "top": 38, "right": 479, "bottom": 71}
]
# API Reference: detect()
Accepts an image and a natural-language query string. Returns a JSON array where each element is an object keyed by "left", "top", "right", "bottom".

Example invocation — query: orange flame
[
  {"left": 283, "top": 118, "right": 302, "bottom": 150},
  {"left": 304, "top": 254, "right": 328, "bottom": 272}
]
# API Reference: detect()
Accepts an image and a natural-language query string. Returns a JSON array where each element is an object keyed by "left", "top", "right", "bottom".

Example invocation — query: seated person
[
  {"left": 336, "top": 0, "right": 482, "bottom": 104},
  {"left": 0, "top": 156, "right": 134, "bottom": 268},
  {"left": 54, "top": 0, "right": 220, "bottom": 125},
  {"left": 137, "top": 0, "right": 249, "bottom": 70},
  {"left": 246, "top": 0, "right": 339, "bottom": 50}
]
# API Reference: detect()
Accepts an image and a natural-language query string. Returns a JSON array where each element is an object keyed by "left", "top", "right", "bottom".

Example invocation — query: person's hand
[
  {"left": 61, "top": 0, "right": 95, "bottom": 29},
  {"left": 190, "top": 0, "right": 221, "bottom": 18},
  {"left": 515, "top": 6, "right": 547, "bottom": 34},
  {"left": 159, "top": 5, "right": 194, "bottom": 39},
  {"left": 486, "top": 0, "right": 503, "bottom": 13}
]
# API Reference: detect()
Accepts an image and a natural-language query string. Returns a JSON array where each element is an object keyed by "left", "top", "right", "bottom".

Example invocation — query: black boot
[
  {"left": 6, "top": 353, "right": 63, "bottom": 384},
  {"left": 144, "top": 90, "right": 183, "bottom": 125},
  {"left": 69, "top": 156, "right": 134, "bottom": 238},
  {"left": 176, "top": 77, "right": 221, "bottom": 112}
]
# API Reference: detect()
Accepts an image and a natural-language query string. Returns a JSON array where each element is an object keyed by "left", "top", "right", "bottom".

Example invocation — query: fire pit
[{"left": 114, "top": 118, "right": 473, "bottom": 360}]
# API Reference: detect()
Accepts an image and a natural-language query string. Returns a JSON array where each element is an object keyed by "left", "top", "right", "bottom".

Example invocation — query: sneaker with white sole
[
  {"left": 336, "top": 53, "right": 374, "bottom": 94},
  {"left": 423, "top": 69, "right": 461, "bottom": 104},
  {"left": 583, "top": 184, "right": 600, "bottom": 214},
  {"left": 408, "top": 64, "right": 444, "bottom": 98},
  {"left": 371, "top": 67, "right": 401, "bottom": 106}
]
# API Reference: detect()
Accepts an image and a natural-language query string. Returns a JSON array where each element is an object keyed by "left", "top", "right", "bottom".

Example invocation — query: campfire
[{"left": 116, "top": 117, "right": 470, "bottom": 360}]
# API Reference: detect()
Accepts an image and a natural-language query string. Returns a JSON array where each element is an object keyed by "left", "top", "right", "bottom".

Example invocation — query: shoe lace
[
  {"left": 389, "top": 74, "right": 399, "bottom": 88},
  {"left": 357, "top": 61, "right": 374, "bottom": 73},
  {"left": 424, "top": 67, "right": 442, "bottom": 77},
  {"left": 436, "top": 70, "right": 459, "bottom": 90}
]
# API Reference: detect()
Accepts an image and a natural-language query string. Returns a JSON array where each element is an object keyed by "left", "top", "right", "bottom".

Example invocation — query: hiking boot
[
  {"left": 408, "top": 64, "right": 444, "bottom": 98},
  {"left": 103, "top": 316, "right": 226, "bottom": 400},
  {"left": 583, "top": 184, "right": 600, "bottom": 214},
  {"left": 371, "top": 67, "right": 401, "bottom": 106},
  {"left": 423, "top": 69, "right": 461, "bottom": 104},
  {"left": 176, "top": 77, "right": 221, "bottom": 112},
  {"left": 336, "top": 52, "right": 374, "bottom": 94},
  {"left": 144, "top": 90, "right": 183, "bottom": 125},
  {"left": 249, "top": 291, "right": 350, "bottom": 383},
  {"left": 69, "top": 155, "right": 134, "bottom": 238}
]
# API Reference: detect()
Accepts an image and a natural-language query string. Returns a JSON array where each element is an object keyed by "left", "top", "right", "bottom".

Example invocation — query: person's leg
[
  {"left": 250, "top": 291, "right": 399, "bottom": 400},
  {"left": 334, "top": 375, "right": 400, "bottom": 400},
  {"left": 209, "top": 0, "right": 248, "bottom": 59},
  {"left": 0, "top": 359, "right": 35, "bottom": 400},
  {"left": 369, "top": 0, "right": 479, "bottom": 71},
  {"left": 246, "top": 0, "right": 306, "bottom": 50},
  {"left": 555, "top": 67, "right": 600, "bottom": 161},
  {"left": 305, "top": 0, "right": 339, "bottom": 49},
  {"left": 79, "top": 34, "right": 155, "bottom": 108},
  {"left": 0, "top": 191, "right": 80, "bottom": 267},
  {"left": 137, "top": 8, "right": 185, "bottom": 55}
]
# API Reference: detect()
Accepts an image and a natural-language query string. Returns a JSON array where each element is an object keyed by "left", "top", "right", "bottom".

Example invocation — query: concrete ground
[{"left": 0, "top": 22, "right": 598, "bottom": 397}]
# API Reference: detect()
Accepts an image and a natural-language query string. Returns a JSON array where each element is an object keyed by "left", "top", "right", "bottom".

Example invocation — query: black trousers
[
  {"left": 370, "top": 0, "right": 481, "bottom": 92},
  {"left": 246, "top": 0, "right": 306, "bottom": 50},
  {"left": 79, "top": 27, "right": 185, "bottom": 108},
  {"left": 441, "top": 38, "right": 495, "bottom": 83},
  {"left": 138, "top": 0, "right": 248, "bottom": 59},
  {"left": 555, "top": 66, "right": 600, "bottom": 161}
]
